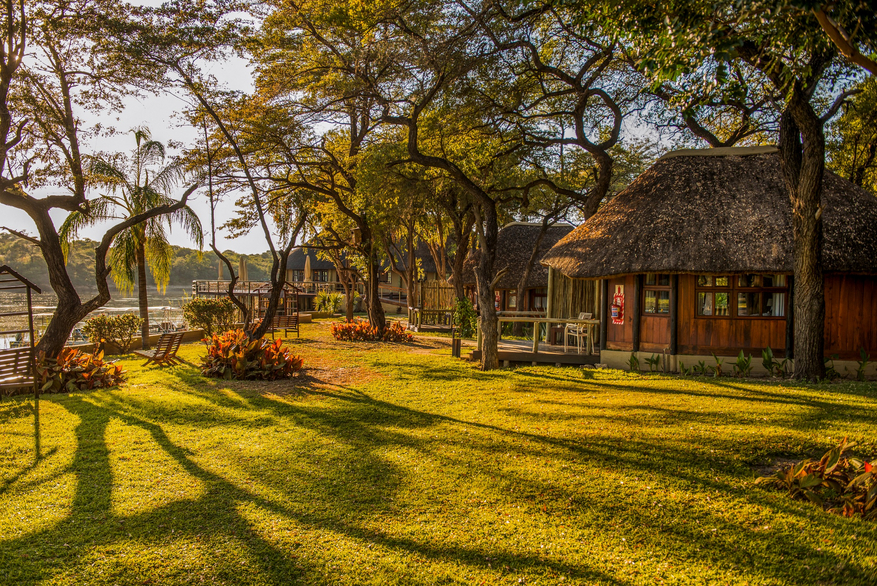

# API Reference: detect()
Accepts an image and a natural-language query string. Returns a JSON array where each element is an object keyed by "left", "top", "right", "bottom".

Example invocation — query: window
[
  {"left": 530, "top": 288, "right": 548, "bottom": 310},
  {"left": 313, "top": 270, "right": 330, "bottom": 282},
  {"left": 643, "top": 274, "right": 671, "bottom": 315},
  {"left": 291, "top": 270, "right": 304, "bottom": 282},
  {"left": 696, "top": 274, "right": 787, "bottom": 318},
  {"left": 508, "top": 293, "right": 517, "bottom": 309}
]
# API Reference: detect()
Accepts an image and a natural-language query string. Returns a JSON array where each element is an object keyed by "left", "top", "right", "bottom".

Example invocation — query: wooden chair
[
  {"left": 134, "top": 332, "right": 184, "bottom": 367},
  {"left": 269, "top": 315, "right": 299, "bottom": 339},
  {"left": 564, "top": 312, "right": 593, "bottom": 354},
  {"left": 0, "top": 348, "right": 36, "bottom": 395}
]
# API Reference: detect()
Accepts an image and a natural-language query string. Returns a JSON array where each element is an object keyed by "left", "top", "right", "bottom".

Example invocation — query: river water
[{"left": 0, "top": 286, "right": 190, "bottom": 349}]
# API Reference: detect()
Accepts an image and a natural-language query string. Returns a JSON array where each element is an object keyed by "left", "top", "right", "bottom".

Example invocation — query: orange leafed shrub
[
  {"left": 330, "top": 320, "right": 413, "bottom": 343},
  {"left": 201, "top": 329, "right": 304, "bottom": 380},
  {"left": 37, "top": 348, "right": 126, "bottom": 393}
]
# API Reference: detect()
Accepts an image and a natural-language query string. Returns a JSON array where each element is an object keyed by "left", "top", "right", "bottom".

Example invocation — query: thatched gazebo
[
  {"left": 540, "top": 146, "right": 877, "bottom": 372},
  {"left": 461, "top": 222, "right": 574, "bottom": 312}
]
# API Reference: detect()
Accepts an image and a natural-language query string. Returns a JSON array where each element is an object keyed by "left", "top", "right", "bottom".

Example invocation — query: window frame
[
  {"left": 695, "top": 274, "right": 789, "bottom": 320},
  {"left": 642, "top": 274, "right": 672, "bottom": 317}
]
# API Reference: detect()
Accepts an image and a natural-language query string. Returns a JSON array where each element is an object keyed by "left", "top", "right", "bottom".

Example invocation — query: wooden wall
[
  {"left": 676, "top": 275, "right": 787, "bottom": 356},
  {"left": 605, "top": 275, "right": 635, "bottom": 351},
  {"left": 600, "top": 273, "right": 877, "bottom": 359},
  {"left": 825, "top": 274, "right": 877, "bottom": 359}
]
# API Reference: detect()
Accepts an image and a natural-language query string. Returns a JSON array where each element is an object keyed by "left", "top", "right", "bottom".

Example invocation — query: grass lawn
[{"left": 2, "top": 321, "right": 877, "bottom": 585}]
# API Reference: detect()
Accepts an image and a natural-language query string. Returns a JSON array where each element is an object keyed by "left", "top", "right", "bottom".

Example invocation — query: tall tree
[
  {"left": 0, "top": 0, "right": 198, "bottom": 356},
  {"left": 60, "top": 128, "right": 203, "bottom": 349}
]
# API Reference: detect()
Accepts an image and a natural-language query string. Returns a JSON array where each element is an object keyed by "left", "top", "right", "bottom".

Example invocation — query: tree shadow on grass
[{"left": 3, "top": 365, "right": 877, "bottom": 585}]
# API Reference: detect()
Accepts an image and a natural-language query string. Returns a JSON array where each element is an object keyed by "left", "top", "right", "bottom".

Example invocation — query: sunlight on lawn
[{"left": 1, "top": 323, "right": 876, "bottom": 585}]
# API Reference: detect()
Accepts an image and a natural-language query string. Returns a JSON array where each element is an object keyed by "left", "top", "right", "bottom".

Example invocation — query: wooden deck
[{"left": 469, "top": 339, "right": 600, "bottom": 366}]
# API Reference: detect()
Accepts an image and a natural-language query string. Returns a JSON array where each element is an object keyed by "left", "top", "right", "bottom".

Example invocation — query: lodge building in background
[{"left": 541, "top": 146, "right": 877, "bottom": 374}]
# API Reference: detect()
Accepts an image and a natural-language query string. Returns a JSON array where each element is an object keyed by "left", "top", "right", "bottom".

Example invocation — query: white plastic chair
[{"left": 564, "top": 312, "right": 593, "bottom": 354}]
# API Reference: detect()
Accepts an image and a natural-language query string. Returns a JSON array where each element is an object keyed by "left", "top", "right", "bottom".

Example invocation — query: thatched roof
[
  {"left": 463, "top": 223, "right": 575, "bottom": 289},
  {"left": 286, "top": 247, "right": 337, "bottom": 271},
  {"left": 540, "top": 147, "right": 877, "bottom": 278}
]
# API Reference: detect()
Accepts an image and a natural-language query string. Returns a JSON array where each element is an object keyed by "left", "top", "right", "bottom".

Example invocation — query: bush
[
  {"left": 315, "top": 291, "right": 343, "bottom": 313},
  {"left": 201, "top": 329, "right": 304, "bottom": 380},
  {"left": 37, "top": 348, "right": 126, "bottom": 393},
  {"left": 453, "top": 297, "right": 478, "bottom": 339},
  {"left": 183, "top": 297, "right": 237, "bottom": 338},
  {"left": 755, "top": 438, "right": 876, "bottom": 520},
  {"left": 82, "top": 313, "right": 144, "bottom": 353},
  {"left": 330, "top": 320, "right": 413, "bottom": 343}
]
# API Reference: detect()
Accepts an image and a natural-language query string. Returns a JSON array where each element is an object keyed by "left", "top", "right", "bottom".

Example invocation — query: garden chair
[
  {"left": 0, "top": 348, "right": 35, "bottom": 395},
  {"left": 269, "top": 315, "right": 299, "bottom": 339},
  {"left": 134, "top": 332, "right": 184, "bottom": 367},
  {"left": 564, "top": 312, "right": 593, "bottom": 354}
]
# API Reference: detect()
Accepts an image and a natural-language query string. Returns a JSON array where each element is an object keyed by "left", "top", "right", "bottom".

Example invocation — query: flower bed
[{"left": 330, "top": 320, "right": 413, "bottom": 343}]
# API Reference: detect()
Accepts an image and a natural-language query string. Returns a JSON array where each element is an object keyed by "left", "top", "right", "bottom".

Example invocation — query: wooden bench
[
  {"left": 134, "top": 332, "right": 184, "bottom": 367},
  {"left": 0, "top": 347, "right": 36, "bottom": 395},
  {"left": 269, "top": 315, "right": 299, "bottom": 339}
]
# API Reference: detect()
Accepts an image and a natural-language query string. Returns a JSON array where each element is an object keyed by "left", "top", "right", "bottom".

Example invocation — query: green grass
[{"left": 2, "top": 322, "right": 877, "bottom": 585}]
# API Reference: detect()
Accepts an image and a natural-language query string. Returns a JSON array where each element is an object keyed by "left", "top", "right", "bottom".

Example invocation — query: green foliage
[
  {"left": 762, "top": 347, "right": 788, "bottom": 378},
  {"left": 693, "top": 360, "right": 709, "bottom": 376},
  {"left": 183, "top": 297, "right": 237, "bottom": 338},
  {"left": 733, "top": 351, "right": 753, "bottom": 378},
  {"left": 824, "top": 354, "right": 841, "bottom": 381},
  {"left": 854, "top": 347, "right": 871, "bottom": 382},
  {"left": 315, "top": 291, "right": 343, "bottom": 313},
  {"left": 36, "top": 348, "right": 126, "bottom": 393},
  {"left": 678, "top": 360, "right": 692, "bottom": 376},
  {"left": 827, "top": 77, "right": 877, "bottom": 195},
  {"left": 755, "top": 438, "right": 877, "bottom": 520},
  {"left": 201, "top": 330, "right": 304, "bottom": 380},
  {"left": 711, "top": 353, "right": 725, "bottom": 377},
  {"left": 81, "top": 314, "right": 144, "bottom": 354},
  {"left": 453, "top": 297, "right": 478, "bottom": 339},
  {"left": 330, "top": 320, "right": 413, "bottom": 343},
  {"left": 644, "top": 354, "right": 661, "bottom": 372},
  {"left": 626, "top": 352, "right": 639, "bottom": 372}
]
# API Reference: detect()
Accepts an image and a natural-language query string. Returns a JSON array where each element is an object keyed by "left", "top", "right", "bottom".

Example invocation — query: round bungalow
[{"left": 540, "top": 146, "right": 877, "bottom": 375}]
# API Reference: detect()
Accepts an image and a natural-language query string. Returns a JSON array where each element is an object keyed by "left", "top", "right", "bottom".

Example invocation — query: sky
[{"left": 4, "top": 51, "right": 276, "bottom": 256}]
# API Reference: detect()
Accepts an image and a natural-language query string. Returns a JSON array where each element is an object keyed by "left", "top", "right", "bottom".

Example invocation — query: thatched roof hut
[
  {"left": 463, "top": 223, "right": 575, "bottom": 289},
  {"left": 286, "top": 246, "right": 339, "bottom": 271},
  {"left": 540, "top": 147, "right": 877, "bottom": 279}
]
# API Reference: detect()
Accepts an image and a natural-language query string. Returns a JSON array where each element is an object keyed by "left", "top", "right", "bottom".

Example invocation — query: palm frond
[
  {"left": 144, "top": 227, "right": 173, "bottom": 293},
  {"left": 108, "top": 229, "right": 137, "bottom": 293},
  {"left": 147, "top": 159, "right": 186, "bottom": 195}
]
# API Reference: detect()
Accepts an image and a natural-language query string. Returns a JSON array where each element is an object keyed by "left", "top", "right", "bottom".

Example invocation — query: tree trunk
[
  {"left": 781, "top": 89, "right": 826, "bottom": 380},
  {"left": 365, "top": 254, "right": 387, "bottom": 331},
  {"left": 474, "top": 202, "right": 500, "bottom": 370},
  {"left": 136, "top": 242, "right": 150, "bottom": 350}
]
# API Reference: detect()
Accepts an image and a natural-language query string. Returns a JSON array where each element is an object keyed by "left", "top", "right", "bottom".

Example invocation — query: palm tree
[{"left": 61, "top": 127, "right": 203, "bottom": 349}]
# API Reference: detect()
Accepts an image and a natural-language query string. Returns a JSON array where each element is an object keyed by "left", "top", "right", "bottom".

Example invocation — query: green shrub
[
  {"left": 37, "top": 348, "right": 126, "bottom": 393},
  {"left": 315, "top": 291, "right": 343, "bottom": 313},
  {"left": 183, "top": 297, "right": 237, "bottom": 338},
  {"left": 200, "top": 329, "right": 304, "bottom": 380},
  {"left": 453, "top": 297, "right": 478, "bottom": 339},
  {"left": 733, "top": 351, "right": 753, "bottom": 378},
  {"left": 82, "top": 313, "right": 143, "bottom": 353}
]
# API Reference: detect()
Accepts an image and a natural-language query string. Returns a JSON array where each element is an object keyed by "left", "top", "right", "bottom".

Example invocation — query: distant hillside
[{"left": 0, "top": 234, "right": 273, "bottom": 292}]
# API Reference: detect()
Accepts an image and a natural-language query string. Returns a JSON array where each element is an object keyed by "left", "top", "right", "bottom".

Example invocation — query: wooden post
[
  {"left": 785, "top": 275, "right": 794, "bottom": 359},
  {"left": 669, "top": 274, "right": 679, "bottom": 356},
  {"left": 532, "top": 320, "right": 539, "bottom": 353},
  {"left": 600, "top": 279, "right": 608, "bottom": 353},
  {"left": 632, "top": 275, "right": 642, "bottom": 353},
  {"left": 546, "top": 267, "right": 554, "bottom": 319},
  {"left": 27, "top": 286, "right": 37, "bottom": 398}
]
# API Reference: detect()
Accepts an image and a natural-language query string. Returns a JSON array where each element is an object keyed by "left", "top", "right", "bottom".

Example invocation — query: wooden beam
[
  {"left": 600, "top": 278, "right": 608, "bottom": 353},
  {"left": 546, "top": 267, "right": 554, "bottom": 318},
  {"left": 670, "top": 274, "right": 679, "bottom": 355},
  {"left": 786, "top": 276, "right": 794, "bottom": 359},
  {"left": 632, "top": 275, "right": 642, "bottom": 353}
]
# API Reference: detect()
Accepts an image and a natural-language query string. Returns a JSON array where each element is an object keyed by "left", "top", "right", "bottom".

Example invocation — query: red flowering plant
[
  {"left": 330, "top": 320, "right": 413, "bottom": 343},
  {"left": 201, "top": 329, "right": 304, "bottom": 380},
  {"left": 755, "top": 437, "right": 876, "bottom": 520}
]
